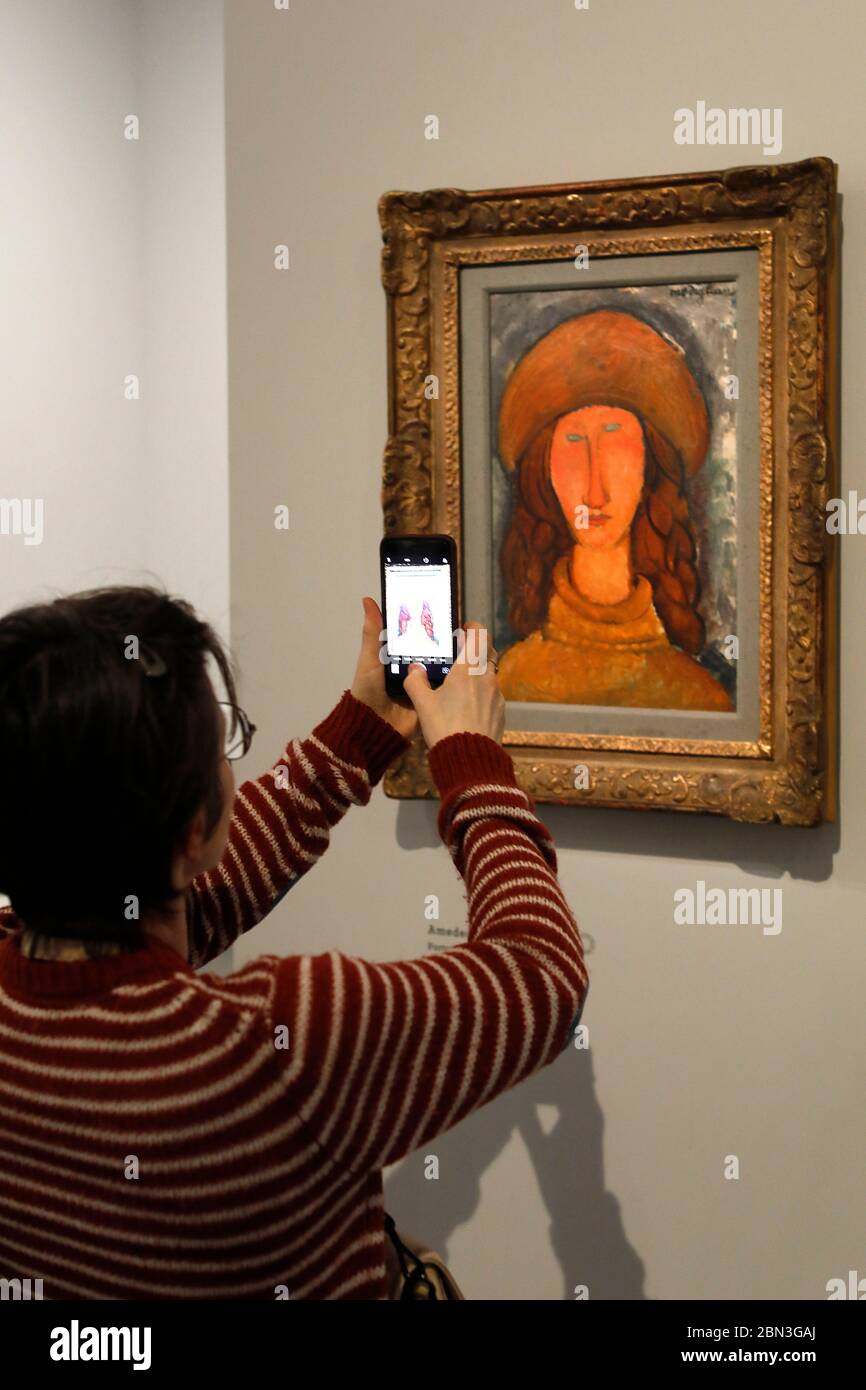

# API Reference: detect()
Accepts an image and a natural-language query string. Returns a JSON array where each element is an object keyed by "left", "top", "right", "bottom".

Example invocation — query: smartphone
[{"left": 380, "top": 534, "right": 459, "bottom": 706}]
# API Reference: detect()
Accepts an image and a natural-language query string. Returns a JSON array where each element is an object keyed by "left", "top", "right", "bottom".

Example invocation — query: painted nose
[{"left": 586, "top": 443, "right": 607, "bottom": 510}]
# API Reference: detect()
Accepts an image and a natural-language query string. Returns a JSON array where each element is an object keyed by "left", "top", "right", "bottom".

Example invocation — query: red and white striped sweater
[{"left": 0, "top": 689, "right": 588, "bottom": 1300}]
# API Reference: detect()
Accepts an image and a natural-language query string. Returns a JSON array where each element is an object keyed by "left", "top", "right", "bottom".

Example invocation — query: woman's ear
[{"left": 175, "top": 804, "right": 209, "bottom": 880}]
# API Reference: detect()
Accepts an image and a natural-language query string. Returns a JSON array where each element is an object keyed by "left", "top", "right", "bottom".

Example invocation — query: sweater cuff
[
  {"left": 311, "top": 689, "right": 412, "bottom": 788},
  {"left": 427, "top": 731, "right": 520, "bottom": 797}
]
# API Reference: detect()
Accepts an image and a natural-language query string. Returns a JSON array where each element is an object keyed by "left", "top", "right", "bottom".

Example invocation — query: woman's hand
[
  {"left": 350, "top": 596, "right": 419, "bottom": 741},
  {"left": 404, "top": 622, "right": 504, "bottom": 749}
]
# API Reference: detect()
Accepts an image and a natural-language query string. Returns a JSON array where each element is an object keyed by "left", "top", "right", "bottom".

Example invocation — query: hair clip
[{"left": 139, "top": 643, "right": 167, "bottom": 677}]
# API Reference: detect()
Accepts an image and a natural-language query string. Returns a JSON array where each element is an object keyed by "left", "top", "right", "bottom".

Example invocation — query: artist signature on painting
[{"left": 670, "top": 284, "right": 736, "bottom": 301}]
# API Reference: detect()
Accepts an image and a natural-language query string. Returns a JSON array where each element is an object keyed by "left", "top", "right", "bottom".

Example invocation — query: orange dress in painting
[{"left": 498, "top": 552, "right": 733, "bottom": 711}]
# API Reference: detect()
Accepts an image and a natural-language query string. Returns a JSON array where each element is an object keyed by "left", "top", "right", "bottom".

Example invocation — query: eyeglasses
[{"left": 218, "top": 701, "right": 257, "bottom": 761}]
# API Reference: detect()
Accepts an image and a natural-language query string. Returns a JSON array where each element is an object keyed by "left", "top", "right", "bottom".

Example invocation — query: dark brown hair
[
  {"left": 499, "top": 415, "right": 705, "bottom": 654},
  {"left": 0, "top": 585, "right": 240, "bottom": 943}
]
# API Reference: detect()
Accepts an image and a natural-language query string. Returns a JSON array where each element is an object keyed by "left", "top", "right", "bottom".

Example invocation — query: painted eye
[
  {"left": 602, "top": 422, "right": 622, "bottom": 432},
  {"left": 566, "top": 433, "right": 585, "bottom": 442}
]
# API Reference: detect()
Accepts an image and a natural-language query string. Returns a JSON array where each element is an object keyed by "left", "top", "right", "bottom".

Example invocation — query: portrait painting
[
  {"left": 491, "top": 296, "right": 737, "bottom": 715},
  {"left": 378, "top": 158, "right": 838, "bottom": 824}
]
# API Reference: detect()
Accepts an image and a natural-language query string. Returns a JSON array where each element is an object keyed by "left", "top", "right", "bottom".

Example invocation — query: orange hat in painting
[{"left": 497, "top": 309, "right": 710, "bottom": 476}]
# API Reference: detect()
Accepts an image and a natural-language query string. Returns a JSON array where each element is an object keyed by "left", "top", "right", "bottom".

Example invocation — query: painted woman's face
[{"left": 549, "top": 405, "right": 645, "bottom": 549}]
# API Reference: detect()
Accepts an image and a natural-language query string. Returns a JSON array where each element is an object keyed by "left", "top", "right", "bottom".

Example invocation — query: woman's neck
[
  {"left": 142, "top": 898, "right": 189, "bottom": 961},
  {"left": 18, "top": 897, "right": 189, "bottom": 963},
  {"left": 19, "top": 927, "right": 127, "bottom": 961},
  {"left": 569, "top": 536, "right": 634, "bottom": 604}
]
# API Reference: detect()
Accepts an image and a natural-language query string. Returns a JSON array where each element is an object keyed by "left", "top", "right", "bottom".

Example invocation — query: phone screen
[{"left": 381, "top": 537, "right": 456, "bottom": 691}]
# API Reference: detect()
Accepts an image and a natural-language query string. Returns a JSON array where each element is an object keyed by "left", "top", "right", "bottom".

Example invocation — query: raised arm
[
  {"left": 268, "top": 731, "right": 589, "bottom": 1174},
  {"left": 185, "top": 690, "right": 410, "bottom": 967}
]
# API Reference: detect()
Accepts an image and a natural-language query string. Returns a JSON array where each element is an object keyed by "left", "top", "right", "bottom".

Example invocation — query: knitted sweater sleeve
[
  {"left": 185, "top": 690, "right": 411, "bottom": 968},
  {"left": 269, "top": 731, "right": 589, "bottom": 1174}
]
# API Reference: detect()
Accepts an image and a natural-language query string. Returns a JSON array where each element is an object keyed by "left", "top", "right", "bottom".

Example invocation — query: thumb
[
  {"left": 360, "top": 595, "right": 383, "bottom": 654},
  {"left": 403, "top": 661, "right": 431, "bottom": 711}
]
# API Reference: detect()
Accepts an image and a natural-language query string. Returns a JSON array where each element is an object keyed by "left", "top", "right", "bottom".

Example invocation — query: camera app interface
[{"left": 384, "top": 552, "right": 453, "bottom": 676}]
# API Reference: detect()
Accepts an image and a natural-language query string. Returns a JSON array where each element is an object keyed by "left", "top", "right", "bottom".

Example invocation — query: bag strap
[{"left": 383, "top": 1211, "right": 440, "bottom": 1300}]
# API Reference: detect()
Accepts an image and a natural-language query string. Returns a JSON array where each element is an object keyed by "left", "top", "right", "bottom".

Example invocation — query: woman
[
  {"left": 496, "top": 309, "right": 733, "bottom": 711},
  {"left": 0, "top": 585, "right": 587, "bottom": 1299}
]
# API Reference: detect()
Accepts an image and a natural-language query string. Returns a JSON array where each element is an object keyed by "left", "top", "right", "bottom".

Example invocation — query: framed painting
[{"left": 378, "top": 157, "right": 838, "bottom": 824}]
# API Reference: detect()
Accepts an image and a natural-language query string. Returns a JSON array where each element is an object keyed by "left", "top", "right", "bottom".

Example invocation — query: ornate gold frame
[{"left": 379, "top": 158, "right": 838, "bottom": 825}]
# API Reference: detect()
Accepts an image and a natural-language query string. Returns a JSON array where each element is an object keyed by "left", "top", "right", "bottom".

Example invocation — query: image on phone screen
[{"left": 382, "top": 550, "right": 454, "bottom": 681}]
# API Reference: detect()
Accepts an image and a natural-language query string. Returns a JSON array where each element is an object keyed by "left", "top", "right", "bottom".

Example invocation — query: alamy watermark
[
  {"left": 0, "top": 497, "right": 43, "bottom": 545},
  {"left": 674, "top": 879, "right": 782, "bottom": 935},
  {"left": 674, "top": 101, "right": 782, "bottom": 157},
  {"left": 1, "top": 1275, "right": 43, "bottom": 1299}
]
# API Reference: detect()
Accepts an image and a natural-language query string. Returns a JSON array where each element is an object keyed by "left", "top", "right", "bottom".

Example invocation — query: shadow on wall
[
  {"left": 384, "top": 763, "right": 841, "bottom": 1297},
  {"left": 384, "top": 1034, "right": 644, "bottom": 1300},
  {"left": 543, "top": 801, "right": 840, "bottom": 884}
]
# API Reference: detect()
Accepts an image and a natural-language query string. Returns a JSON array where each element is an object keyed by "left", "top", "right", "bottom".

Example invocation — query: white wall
[
  {"left": 137, "top": 1, "right": 230, "bottom": 620},
  {"left": 0, "top": 0, "right": 140, "bottom": 604},
  {"left": 225, "top": 0, "right": 866, "bottom": 1299},
  {"left": 0, "top": 0, "right": 228, "bottom": 677}
]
